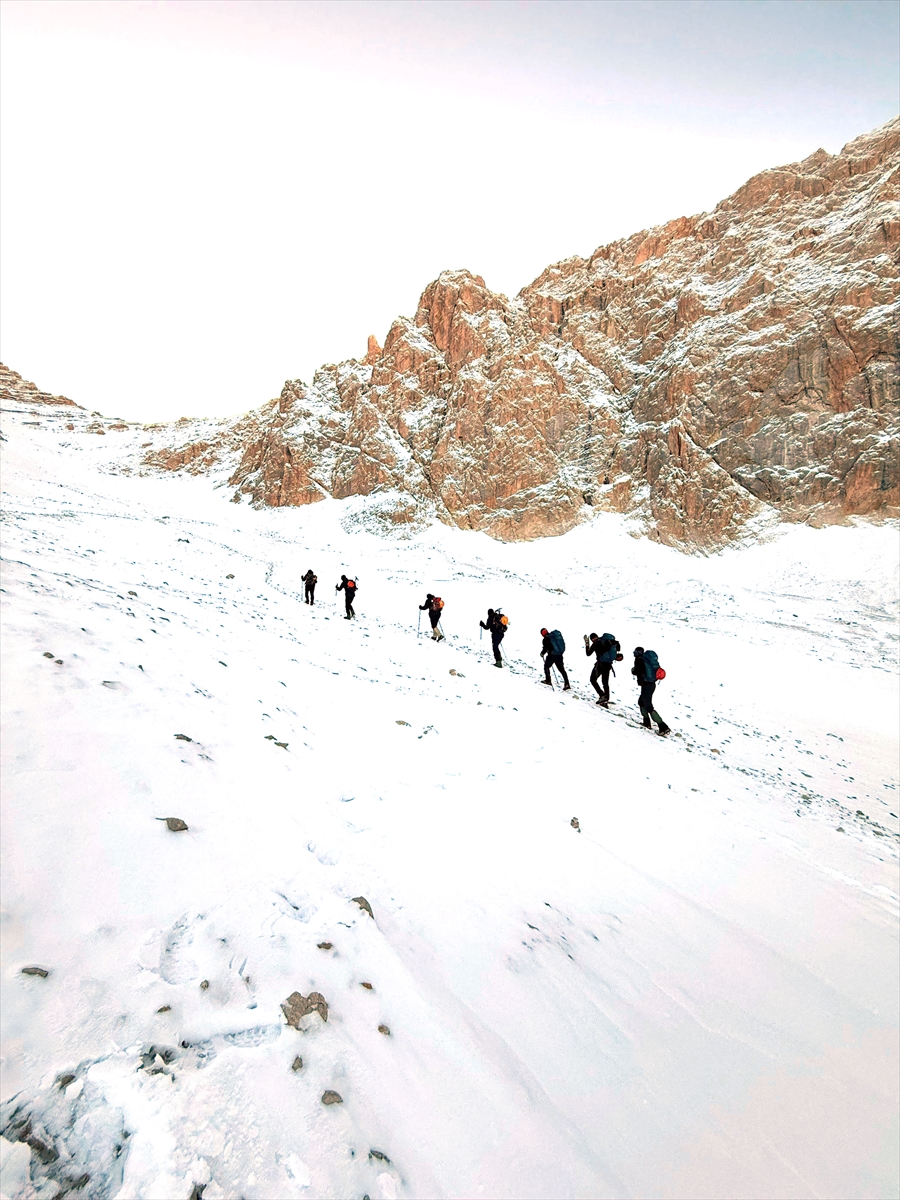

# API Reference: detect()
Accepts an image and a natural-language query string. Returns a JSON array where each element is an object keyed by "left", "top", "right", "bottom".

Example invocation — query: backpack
[
  {"left": 499, "top": 613, "right": 509, "bottom": 627},
  {"left": 642, "top": 649, "right": 665, "bottom": 681},
  {"left": 347, "top": 579, "right": 356, "bottom": 591},
  {"left": 549, "top": 630, "right": 565, "bottom": 655},
  {"left": 598, "top": 633, "right": 620, "bottom": 664},
  {"left": 433, "top": 596, "right": 444, "bottom": 610}
]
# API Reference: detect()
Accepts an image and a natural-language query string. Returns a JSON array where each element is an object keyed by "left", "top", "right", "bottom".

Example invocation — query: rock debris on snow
[
  {"left": 570, "top": 818, "right": 581, "bottom": 832},
  {"left": 281, "top": 991, "right": 328, "bottom": 1027},
  {"left": 157, "top": 817, "right": 189, "bottom": 832},
  {"left": 352, "top": 896, "right": 374, "bottom": 919},
  {"left": 291, "top": 1056, "right": 304, "bottom": 1072},
  {"left": 20, "top": 966, "right": 49, "bottom": 978},
  {"left": 320, "top": 1090, "right": 343, "bottom": 1105}
]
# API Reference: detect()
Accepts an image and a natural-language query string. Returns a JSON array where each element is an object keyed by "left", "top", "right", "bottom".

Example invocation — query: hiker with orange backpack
[
  {"left": 479, "top": 608, "right": 508, "bottom": 667},
  {"left": 540, "top": 628, "right": 570, "bottom": 689},
  {"left": 336, "top": 574, "right": 358, "bottom": 619},
  {"left": 420, "top": 593, "right": 445, "bottom": 641},
  {"left": 631, "top": 646, "right": 670, "bottom": 735}
]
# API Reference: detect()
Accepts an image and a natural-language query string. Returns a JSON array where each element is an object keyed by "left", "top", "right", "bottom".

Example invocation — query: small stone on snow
[{"left": 282, "top": 990, "right": 328, "bottom": 1026}]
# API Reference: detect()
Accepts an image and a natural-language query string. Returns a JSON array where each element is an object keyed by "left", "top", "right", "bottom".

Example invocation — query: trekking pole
[{"left": 417, "top": 610, "right": 421, "bottom": 638}]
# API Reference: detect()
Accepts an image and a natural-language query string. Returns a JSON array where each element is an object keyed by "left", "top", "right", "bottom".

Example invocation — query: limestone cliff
[{"left": 21, "top": 119, "right": 900, "bottom": 550}]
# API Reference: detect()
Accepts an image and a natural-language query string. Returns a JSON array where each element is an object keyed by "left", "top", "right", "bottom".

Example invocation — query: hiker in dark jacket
[
  {"left": 301, "top": 569, "right": 317, "bottom": 605},
  {"left": 631, "top": 646, "right": 670, "bottom": 735},
  {"left": 479, "top": 608, "right": 506, "bottom": 667},
  {"left": 419, "top": 593, "right": 445, "bottom": 641},
  {"left": 336, "top": 575, "right": 357, "bottom": 619},
  {"left": 585, "top": 631, "right": 620, "bottom": 706},
  {"left": 540, "top": 628, "right": 570, "bottom": 689}
]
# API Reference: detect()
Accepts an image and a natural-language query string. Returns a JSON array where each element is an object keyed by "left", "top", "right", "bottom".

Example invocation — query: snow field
[{"left": 1, "top": 408, "right": 898, "bottom": 1199}]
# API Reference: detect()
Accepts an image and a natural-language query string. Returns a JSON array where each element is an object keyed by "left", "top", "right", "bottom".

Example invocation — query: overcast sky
[{"left": 1, "top": 0, "right": 897, "bottom": 421}]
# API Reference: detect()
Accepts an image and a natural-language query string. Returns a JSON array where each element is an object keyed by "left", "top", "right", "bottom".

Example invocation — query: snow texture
[{"left": 1, "top": 401, "right": 898, "bottom": 1200}]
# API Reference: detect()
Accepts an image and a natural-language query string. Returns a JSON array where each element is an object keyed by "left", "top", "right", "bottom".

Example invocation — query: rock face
[
  {"left": 19, "top": 122, "right": 900, "bottom": 550},
  {"left": 0, "top": 364, "right": 79, "bottom": 408}
]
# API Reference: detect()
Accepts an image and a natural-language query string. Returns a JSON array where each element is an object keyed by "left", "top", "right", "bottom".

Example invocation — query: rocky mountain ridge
[{"left": 6, "top": 118, "right": 900, "bottom": 550}]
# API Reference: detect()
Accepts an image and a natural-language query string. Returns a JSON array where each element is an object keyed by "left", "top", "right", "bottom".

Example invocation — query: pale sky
[{"left": 1, "top": 0, "right": 897, "bottom": 421}]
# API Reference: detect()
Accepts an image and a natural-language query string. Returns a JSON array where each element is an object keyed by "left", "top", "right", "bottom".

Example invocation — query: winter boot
[
  {"left": 494, "top": 660, "right": 503, "bottom": 668},
  {"left": 563, "top": 684, "right": 571, "bottom": 691},
  {"left": 642, "top": 713, "right": 652, "bottom": 728},
  {"left": 542, "top": 679, "right": 553, "bottom": 687},
  {"left": 656, "top": 720, "right": 671, "bottom": 736}
]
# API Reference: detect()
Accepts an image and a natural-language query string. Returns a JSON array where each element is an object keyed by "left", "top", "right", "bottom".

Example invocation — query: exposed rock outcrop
[
  {"left": 201, "top": 118, "right": 900, "bottom": 548},
  {"left": 12, "top": 120, "right": 900, "bottom": 551}
]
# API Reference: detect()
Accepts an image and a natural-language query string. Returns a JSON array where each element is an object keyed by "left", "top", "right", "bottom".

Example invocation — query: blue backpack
[
  {"left": 598, "top": 633, "right": 620, "bottom": 664},
  {"left": 549, "top": 630, "right": 565, "bottom": 655},
  {"left": 642, "top": 649, "right": 663, "bottom": 681}
]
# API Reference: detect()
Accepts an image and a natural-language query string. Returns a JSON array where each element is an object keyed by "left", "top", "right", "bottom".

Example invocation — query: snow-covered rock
[{"left": 104, "top": 116, "right": 900, "bottom": 552}]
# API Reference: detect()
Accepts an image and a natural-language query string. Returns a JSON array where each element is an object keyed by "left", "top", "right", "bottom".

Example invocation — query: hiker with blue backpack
[
  {"left": 540, "top": 628, "right": 570, "bottom": 689},
  {"left": 584, "top": 631, "right": 622, "bottom": 706},
  {"left": 631, "top": 646, "right": 671, "bottom": 735}
]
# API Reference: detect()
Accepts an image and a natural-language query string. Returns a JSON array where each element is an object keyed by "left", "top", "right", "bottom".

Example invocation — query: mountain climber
[
  {"left": 479, "top": 608, "right": 507, "bottom": 667},
  {"left": 631, "top": 646, "right": 670, "bottom": 735},
  {"left": 301, "top": 569, "right": 317, "bottom": 605},
  {"left": 584, "top": 631, "right": 621, "bottom": 706},
  {"left": 336, "top": 575, "right": 358, "bottom": 619},
  {"left": 540, "top": 628, "right": 570, "bottom": 689},
  {"left": 419, "top": 593, "right": 445, "bottom": 640}
]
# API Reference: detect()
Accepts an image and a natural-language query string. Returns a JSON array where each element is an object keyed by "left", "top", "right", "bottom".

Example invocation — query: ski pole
[{"left": 417, "top": 610, "right": 421, "bottom": 638}]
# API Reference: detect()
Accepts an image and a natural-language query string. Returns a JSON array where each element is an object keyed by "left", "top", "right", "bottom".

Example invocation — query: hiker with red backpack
[
  {"left": 479, "top": 608, "right": 508, "bottom": 667},
  {"left": 336, "top": 574, "right": 358, "bottom": 619},
  {"left": 540, "top": 628, "right": 570, "bottom": 689},
  {"left": 420, "top": 593, "right": 445, "bottom": 641},
  {"left": 631, "top": 646, "right": 670, "bottom": 735},
  {"left": 585, "top": 631, "right": 622, "bottom": 707}
]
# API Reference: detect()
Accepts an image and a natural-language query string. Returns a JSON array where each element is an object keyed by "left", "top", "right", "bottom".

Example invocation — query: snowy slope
[{"left": 1, "top": 403, "right": 898, "bottom": 1200}]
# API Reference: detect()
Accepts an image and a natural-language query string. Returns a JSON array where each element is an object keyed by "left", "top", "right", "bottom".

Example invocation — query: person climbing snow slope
[
  {"left": 631, "top": 646, "right": 671, "bottom": 735},
  {"left": 336, "top": 574, "right": 358, "bottom": 619},
  {"left": 301, "top": 569, "right": 317, "bottom": 605},
  {"left": 419, "top": 594, "right": 445, "bottom": 640},
  {"left": 540, "top": 628, "right": 570, "bottom": 689},
  {"left": 585, "top": 631, "right": 621, "bottom": 706},
  {"left": 479, "top": 608, "right": 508, "bottom": 667}
]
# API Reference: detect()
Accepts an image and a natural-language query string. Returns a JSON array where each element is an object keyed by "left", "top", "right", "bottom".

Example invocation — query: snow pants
[
  {"left": 429, "top": 609, "right": 441, "bottom": 631},
  {"left": 305, "top": 584, "right": 316, "bottom": 604},
  {"left": 344, "top": 595, "right": 355, "bottom": 618},
  {"left": 544, "top": 653, "right": 570, "bottom": 687},
  {"left": 591, "top": 662, "right": 612, "bottom": 701},
  {"left": 491, "top": 633, "right": 504, "bottom": 663},
  {"left": 638, "top": 681, "right": 665, "bottom": 727}
]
